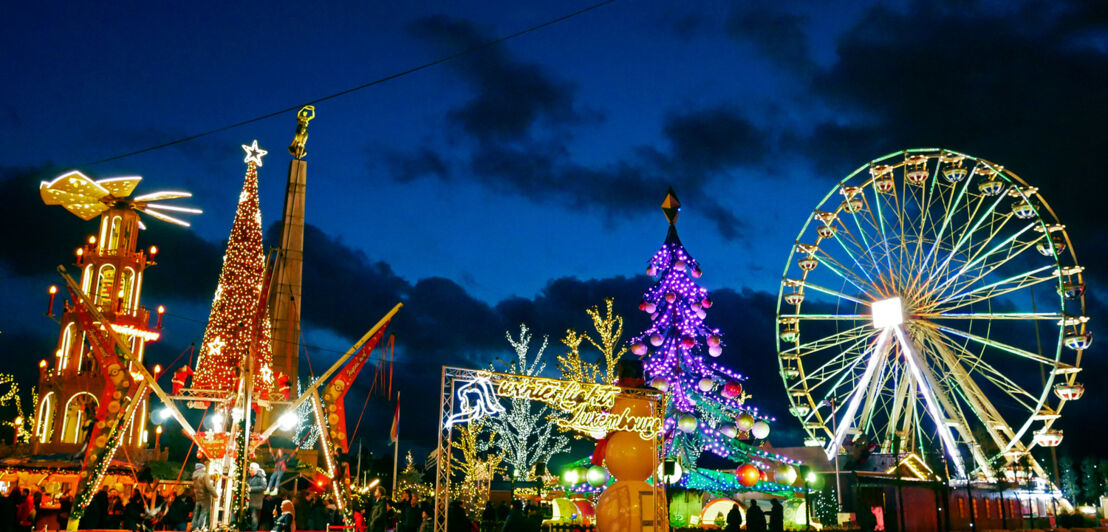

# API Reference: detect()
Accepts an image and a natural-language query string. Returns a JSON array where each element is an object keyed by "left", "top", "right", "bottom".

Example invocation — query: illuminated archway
[
  {"left": 59, "top": 324, "right": 75, "bottom": 370},
  {"left": 61, "top": 392, "right": 98, "bottom": 444},
  {"left": 94, "top": 264, "right": 116, "bottom": 307},
  {"left": 35, "top": 392, "right": 56, "bottom": 444}
]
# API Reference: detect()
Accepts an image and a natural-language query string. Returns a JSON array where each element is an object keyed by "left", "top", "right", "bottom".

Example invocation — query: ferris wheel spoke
[
  {"left": 926, "top": 237, "right": 1048, "bottom": 309},
  {"left": 912, "top": 160, "right": 975, "bottom": 278},
  {"left": 920, "top": 322, "right": 1059, "bottom": 367},
  {"left": 928, "top": 188, "right": 1011, "bottom": 284},
  {"left": 780, "top": 314, "right": 869, "bottom": 320},
  {"left": 826, "top": 329, "right": 893, "bottom": 459},
  {"left": 923, "top": 264, "right": 1056, "bottom": 313},
  {"left": 813, "top": 251, "right": 879, "bottom": 299},
  {"left": 822, "top": 223, "right": 886, "bottom": 291},
  {"left": 857, "top": 343, "right": 893, "bottom": 436},
  {"left": 919, "top": 168, "right": 975, "bottom": 276},
  {"left": 922, "top": 312, "right": 1062, "bottom": 321},
  {"left": 922, "top": 327, "right": 1039, "bottom": 413},
  {"left": 845, "top": 192, "right": 894, "bottom": 290},
  {"left": 881, "top": 370, "right": 912, "bottom": 453},
  {"left": 918, "top": 221, "right": 1041, "bottom": 304},
  {"left": 792, "top": 335, "right": 874, "bottom": 398},
  {"left": 919, "top": 212, "right": 1021, "bottom": 302},
  {"left": 892, "top": 326, "right": 970, "bottom": 478},
  {"left": 868, "top": 181, "right": 902, "bottom": 288},
  {"left": 782, "top": 324, "right": 874, "bottom": 355},
  {"left": 917, "top": 329, "right": 1031, "bottom": 476},
  {"left": 798, "top": 280, "right": 871, "bottom": 306}
]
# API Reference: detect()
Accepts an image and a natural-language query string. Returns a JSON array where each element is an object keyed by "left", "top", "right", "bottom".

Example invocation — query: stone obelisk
[{"left": 271, "top": 105, "right": 314, "bottom": 395}]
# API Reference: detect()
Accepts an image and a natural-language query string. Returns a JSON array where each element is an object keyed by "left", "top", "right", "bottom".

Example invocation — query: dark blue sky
[{"left": 2, "top": 0, "right": 1106, "bottom": 462}]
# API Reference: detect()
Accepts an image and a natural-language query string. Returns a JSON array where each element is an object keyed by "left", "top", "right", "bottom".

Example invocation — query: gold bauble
[{"left": 604, "top": 431, "right": 654, "bottom": 482}]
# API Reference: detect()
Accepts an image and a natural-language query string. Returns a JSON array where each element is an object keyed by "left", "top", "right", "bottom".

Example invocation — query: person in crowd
[
  {"left": 15, "top": 489, "right": 33, "bottom": 532},
  {"left": 57, "top": 490, "right": 73, "bottom": 530},
  {"left": 726, "top": 500, "right": 743, "bottom": 532},
  {"left": 368, "top": 486, "right": 389, "bottom": 532},
  {"left": 248, "top": 462, "right": 268, "bottom": 531},
  {"left": 164, "top": 489, "right": 190, "bottom": 532},
  {"left": 175, "top": 488, "right": 194, "bottom": 532},
  {"left": 746, "top": 501, "right": 767, "bottom": 532},
  {"left": 292, "top": 492, "right": 312, "bottom": 532},
  {"left": 494, "top": 501, "right": 508, "bottom": 522},
  {"left": 122, "top": 489, "right": 145, "bottom": 531},
  {"left": 769, "top": 499, "right": 784, "bottom": 532},
  {"left": 501, "top": 500, "right": 528, "bottom": 532},
  {"left": 107, "top": 488, "right": 125, "bottom": 528},
  {"left": 481, "top": 502, "right": 496, "bottom": 526},
  {"left": 399, "top": 490, "right": 421, "bottom": 532},
  {"left": 192, "top": 463, "right": 216, "bottom": 532},
  {"left": 260, "top": 494, "right": 278, "bottom": 531},
  {"left": 0, "top": 483, "right": 19, "bottom": 532},
  {"left": 446, "top": 501, "right": 469, "bottom": 532},
  {"left": 271, "top": 500, "right": 294, "bottom": 532},
  {"left": 267, "top": 449, "right": 292, "bottom": 496},
  {"left": 308, "top": 495, "right": 328, "bottom": 531},
  {"left": 417, "top": 504, "right": 433, "bottom": 532}
]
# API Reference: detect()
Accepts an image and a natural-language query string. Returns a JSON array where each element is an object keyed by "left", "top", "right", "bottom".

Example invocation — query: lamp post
[{"left": 155, "top": 425, "right": 162, "bottom": 451}]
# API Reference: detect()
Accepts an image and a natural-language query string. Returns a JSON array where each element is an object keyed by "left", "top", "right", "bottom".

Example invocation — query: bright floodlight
[
  {"left": 156, "top": 407, "right": 173, "bottom": 422},
  {"left": 278, "top": 412, "right": 298, "bottom": 431},
  {"left": 871, "top": 297, "right": 904, "bottom": 329},
  {"left": 209, "top": 412, "right": 225, "bottom": 432}
]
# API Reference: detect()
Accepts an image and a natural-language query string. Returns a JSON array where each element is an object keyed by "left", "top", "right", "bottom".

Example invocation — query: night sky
[{"left": 2, "top": 0, "right": 1106, "bottom": 467}]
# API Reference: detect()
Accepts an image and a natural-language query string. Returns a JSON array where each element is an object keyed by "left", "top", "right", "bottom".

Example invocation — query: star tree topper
[{"left": 242, "top": 140, "right": 268, "bottom": 167}]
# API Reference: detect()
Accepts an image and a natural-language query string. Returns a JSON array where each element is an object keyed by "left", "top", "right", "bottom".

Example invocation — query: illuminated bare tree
[{"left": 488, "top": 324, "right": 570, "bottom": 479}]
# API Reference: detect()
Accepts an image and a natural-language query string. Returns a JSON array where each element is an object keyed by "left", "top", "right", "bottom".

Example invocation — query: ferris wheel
[{"left": 776, "top": 148, "right": 1090, "bottom": 481}]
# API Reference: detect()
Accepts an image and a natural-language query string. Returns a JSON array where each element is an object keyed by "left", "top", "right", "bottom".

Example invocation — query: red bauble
[
  {"left": 722, "top": 381, "right": 743, "bottom": 399},
  {"left": 680, "top": 336, "right": 695, "bottom": 348},
  {"left": 666, "top": 292, "right": 677, "bottom": 303},
  {"left": 701, "top": 297, "right": 713, "bottom": 308},
  {"left": 736, "top": 463, "right": 760, "bottom": 487}
]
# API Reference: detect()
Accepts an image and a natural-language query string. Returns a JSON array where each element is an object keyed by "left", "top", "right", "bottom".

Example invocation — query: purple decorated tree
[{"left": 628, "top": 188, "right": 800, "bottom": 492}]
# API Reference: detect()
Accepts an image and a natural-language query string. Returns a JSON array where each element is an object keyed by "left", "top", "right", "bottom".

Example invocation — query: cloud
[
  {"left": 797, "top": 1, "right": 1107, "bottom": 210},
  {"left": 662, "top": 106, "right": 770, "bottom": 176},
  {"left": 407, "top": 15, "right": 583, "bottom": 142},
  {"left": 383, "top": 147, "right": 450, "bottom": 182},
  {"left": 726, "top": 9, "right": 816, "bottom": 73},
  {"left": 394, "top": 16, "right": 779, "bottom": 240}
]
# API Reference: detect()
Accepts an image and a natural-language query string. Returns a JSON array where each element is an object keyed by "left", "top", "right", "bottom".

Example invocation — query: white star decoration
[
  {"left": 207, "top": 336, "right": 226, "bottom": 357},
  {"left": 242, "top": 140, "right": 268, "bottom": 167}
]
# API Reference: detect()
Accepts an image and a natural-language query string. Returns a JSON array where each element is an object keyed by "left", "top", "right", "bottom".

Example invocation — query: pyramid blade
[
  {"left": 96, "top": 176, "right": 142, "bottom": 198},
  {"left": 144, "top": 203, "right": 202, "bottom": 214},
  {"left": 140, "top": 207, "right": 191, "bottom": 227},
  {"left": 40, "top": 171, "right": 110, "bottom": 199},
  {"left": 133, "top": 190, "right": 192, "bottom": 202}
]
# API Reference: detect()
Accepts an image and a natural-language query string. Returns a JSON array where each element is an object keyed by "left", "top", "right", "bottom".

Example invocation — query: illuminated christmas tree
[
  {"left": 629, "top": 188, "right": 801, "bottom": 494},
  {"left": 193, "top": 140, "right": 275, "bottom": 393}
]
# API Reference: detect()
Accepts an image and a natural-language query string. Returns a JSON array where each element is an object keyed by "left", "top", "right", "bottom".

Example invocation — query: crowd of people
[
  {"left": 726, "top": 498, "right": 786, "bottom": 532},
  {"left": 0, "top": 482, "right": 72, "bottom": 532}
]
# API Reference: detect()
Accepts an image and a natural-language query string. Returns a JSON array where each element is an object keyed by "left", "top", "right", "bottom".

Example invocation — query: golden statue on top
[{"left": 288, "top": 105, "right": 316, "bottom": 159}]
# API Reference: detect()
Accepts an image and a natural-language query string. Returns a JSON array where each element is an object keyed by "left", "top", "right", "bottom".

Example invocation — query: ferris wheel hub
[{"left": 871, "top": 297, "right": 904, "bottom": 329}]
